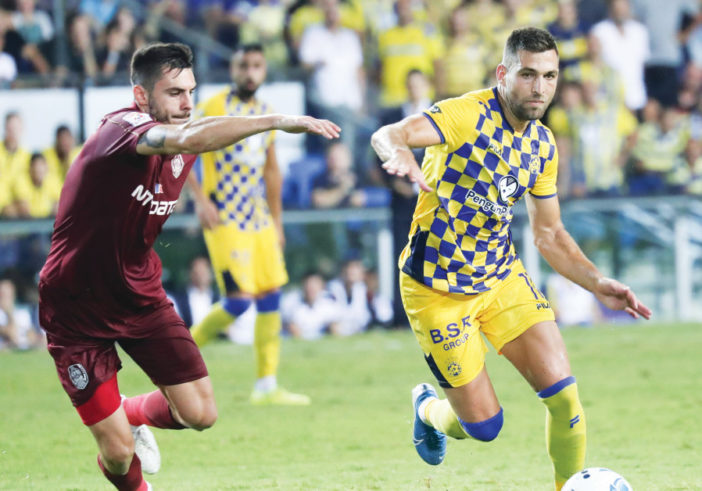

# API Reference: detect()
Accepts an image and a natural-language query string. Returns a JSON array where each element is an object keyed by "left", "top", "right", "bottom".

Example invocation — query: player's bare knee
[
  {"left": 180, "top": 403, "right": 217, "bottom": 431},
  {"left": 100, "top": 438, "right": 135, "bottom": 469},
  {"left": 459, "top": 407, "right": 504, "bottom": 442}
]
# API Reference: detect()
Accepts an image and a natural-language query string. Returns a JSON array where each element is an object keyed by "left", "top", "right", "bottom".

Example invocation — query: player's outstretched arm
[
  {"left": 525, "top": 194, "right": 652, "bottom": 320},
  {"left": 371, "top": 114, "right": 441, "bottom": 193},
  {"left": 136, "top": 114, "right": 340, "bottom": 155}
]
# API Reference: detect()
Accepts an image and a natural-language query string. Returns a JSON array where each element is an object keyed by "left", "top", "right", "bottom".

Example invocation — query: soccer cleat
[
  {"left": 412, "top": 383, "right": 447, "bottom": 465},
  {"left": 250, "top": 387, "right": 311, "bottom": 406},
  {"left": 131, "top": 424, "right": 161, "bottom": 475}
]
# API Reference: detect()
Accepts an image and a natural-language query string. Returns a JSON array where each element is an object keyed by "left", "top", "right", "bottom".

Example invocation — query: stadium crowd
[{"left": 1, "top": 0, "right": 701, "bottom": 350}]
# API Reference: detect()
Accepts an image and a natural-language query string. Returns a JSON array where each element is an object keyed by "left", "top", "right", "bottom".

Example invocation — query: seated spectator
[
  {"left": 546, "top": 273, "right": 600, "bottom": 327},
  {"left": 630, "top": 99, "right": 690, "bottom": 195},
  {"left": 79, "top": 0, "right": 119, "bottom": 30},
  {"left": 364, "top": 268, "right": 393, "bottom": 329},
  {"left": 0, "top": 278, "right": 42, "bottom": 351},
  {"left": 11, "top": 0, "right": 53, "bottom": 75},
  {"left": 173, "top": 256, "right": 219, "bottom": 327},
  {"left": 96, "top": 17, "right": 133, "bottom": 82},
  {"left": 327, "top": 258, "right": 372, "bottom": 336},
  {"left": 60, "top": 13, "right": 99, "bottom": 83},
  {"left": 0, "top": 22, "right": 17, "bottom": 86},
  {"left": 282, "top": 271, "right": 339, "bottom": 340},
  {"left": 43, "top": 124, "right": 81, "bottom": 182},
  {"left": 12, "top": 152, "right": 62, "bottom": 218},
  {"left": 238, "top": 0, "right": 288, "bottom": 73},
  {"left": 311, "top": 142, "right": 367, "bottom": 208}
]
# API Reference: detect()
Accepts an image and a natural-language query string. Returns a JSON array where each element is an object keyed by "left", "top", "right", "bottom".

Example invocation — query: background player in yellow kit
[
  {"left": 188, "top": 44, "right": 310, "bottom": 405},
  {"left": 371, "top": 27, "right": 651, "bottom": 489}
]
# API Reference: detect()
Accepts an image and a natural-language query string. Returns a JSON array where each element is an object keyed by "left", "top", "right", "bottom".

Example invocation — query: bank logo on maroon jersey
[
  {"left": 171, "top": 154, "right": 185, "bottom": 178},
  {"left": 68, "top": 363, "right": 89, "bottom": 390}
]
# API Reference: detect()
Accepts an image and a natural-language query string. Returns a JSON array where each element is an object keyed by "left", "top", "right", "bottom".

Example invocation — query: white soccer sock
[
  {"left": 417, "top": 397, "right": 436, "bottom": 424},
  {"left": 254, "top": 375, "right": 277, "bottom": 393}
]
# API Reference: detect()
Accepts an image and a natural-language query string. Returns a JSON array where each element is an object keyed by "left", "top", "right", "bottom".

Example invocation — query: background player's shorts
[
  {"left": 41, "top": 299, "right": 208, "bottom": 408},
  {"left": 204, "top": 221, "right": 288, "bottom": 295},
  {"left": 400, "top": 259, "right": 555, "bottom": 388}
]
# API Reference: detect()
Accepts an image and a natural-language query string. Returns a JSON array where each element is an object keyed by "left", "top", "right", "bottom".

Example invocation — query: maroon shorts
[{"left": 40, "top": 294, "right": 208, "bottom": 408}]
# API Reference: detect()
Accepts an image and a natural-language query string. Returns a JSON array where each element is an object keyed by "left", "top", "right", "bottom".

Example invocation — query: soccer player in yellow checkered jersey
[
  {"left": 188, "top": 44, "right": 312, "bottom": 405},
  {"left": 371, "top": 27, "right": 651, "bottom": 489}
]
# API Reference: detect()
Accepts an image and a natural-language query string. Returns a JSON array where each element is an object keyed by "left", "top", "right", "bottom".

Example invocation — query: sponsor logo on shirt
[
  {"left": 131, "top": 184, "right": 178, "bottom": 216},
  {"left": 123, "top": 112, "right": 153, "bottom": 127},
  {"left": 466, "top": 189, "right": 510, "bottom": 217},
  {"left": 498, "top": 175, "right": 518, "bottom": 203}
]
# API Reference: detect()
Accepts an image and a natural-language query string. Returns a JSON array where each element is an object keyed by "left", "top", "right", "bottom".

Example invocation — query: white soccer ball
[{"left": 563, "top": 467, "right": 632, "bottom": 490}]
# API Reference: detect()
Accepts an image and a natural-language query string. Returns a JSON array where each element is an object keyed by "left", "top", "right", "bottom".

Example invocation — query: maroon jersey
[{"left": 40, "top": 106, "right": 196, "bottom": 321}]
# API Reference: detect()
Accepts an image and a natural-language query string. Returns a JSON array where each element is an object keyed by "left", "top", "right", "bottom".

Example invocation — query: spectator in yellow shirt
[
  {"left": 0, "top": 112, "right": 31, "bottom": 185},
  {"left": 12, "top": 152, "right": 62, "bottom": 218},
  {"left": 377, "top": 0, "right": 444, "bottom": 106},
  {"left": 43, "top": 125, "right": 81, "bottom": 183}
]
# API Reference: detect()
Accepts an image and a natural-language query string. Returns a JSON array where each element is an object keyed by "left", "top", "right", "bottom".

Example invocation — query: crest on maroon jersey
[{"left": 171, "top": 154, "right": 184, "bottom": 178}]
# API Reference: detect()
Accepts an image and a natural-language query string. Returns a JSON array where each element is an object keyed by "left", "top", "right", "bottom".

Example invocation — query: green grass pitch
[{"left": 1, "top": 322, "right": 701, "bottom": 490}]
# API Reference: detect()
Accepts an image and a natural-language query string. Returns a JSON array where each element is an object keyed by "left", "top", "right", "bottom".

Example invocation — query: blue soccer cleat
[{"left": 411, "top": 383, "right": 447, "bottom": 465}]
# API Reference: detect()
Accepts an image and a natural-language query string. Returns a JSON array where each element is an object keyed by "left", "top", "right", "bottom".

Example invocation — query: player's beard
[
  {"left": 236, "top": 80, "right": 260, "bottom": 101},
  {"left": 509, "top": 99, "right": 548, "bottom": 122},
  {"left": 148, "top": 98, "right": 169, "bottom": 124}
]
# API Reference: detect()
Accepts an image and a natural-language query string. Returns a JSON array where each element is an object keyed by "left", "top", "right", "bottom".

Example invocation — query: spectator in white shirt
[
  {"left": 591, "top": 0, "right": 649, "bottom": 111},
  {"left": 328, "top": 259, "right": 372, "bottom": 336},
  {"left": 173, "top": 256, "right": 219, "bottom": 327},
  {"left": 0, "top": 27, "right": 17, "bottom": 86},
  {"left": 282, "top": 272, "right": 339, "bottom": 340}
]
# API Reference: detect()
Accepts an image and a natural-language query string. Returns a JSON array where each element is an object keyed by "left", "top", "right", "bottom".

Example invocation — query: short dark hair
[
  {"left": 502, "top": 27, "right": 558, "bottom": 69},
  {"left": 130, "top": 43, "right": 193, "bottom": 92},
  {"left": 236, "top": 43, "right": 264, "bottom": 55},
  {"left": 30, "top": 152, "right": 46, "bottom": 164},
  {"left": 55, "top": 124, "right": 71, "bottom": 137}
]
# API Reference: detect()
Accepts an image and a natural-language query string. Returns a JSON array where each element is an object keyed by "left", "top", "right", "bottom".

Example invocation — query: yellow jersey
[
  {"left": 196, "top": 89, "right": 276, "bottom": 232},
  {"left": 400, "top": 87, "right": 558, "bottom": 295},
  {"left": 12, "top": 172, "right": 62, "bottom": 218}
]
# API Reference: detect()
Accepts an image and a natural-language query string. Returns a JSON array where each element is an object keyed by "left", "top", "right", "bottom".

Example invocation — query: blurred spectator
[
  {"left": 577, "top": 0, "right": 608, "bottom": 30},
  {"left": 173, "top": 256, "right": 219, "bottom": 327},
  {"left": 376, "top": 0, "right": 443, "bottom": 107},
  {"left": 238, "top": 0, "right": 288, "bottom": 73},
  {"left": 364, "top": 268, "right": 393, "bottom": 328},
  {"left": 463, "top": 0, "right": 505, "bottom": 42},
  {"left": 440, "top": 4, "right": 490, "bottom": 98},
  {"left": 684, "top": 138, "right": 702, "bottom": 194},
  {"left": 43, "top": 124, "right": 81, "bottom": 182},
  {"left": 0, "top": 112, "right": 30, "bottom": 184},
  {"left": 546, "top": 273, "right": 600, "bottom": 327},
  {"left": 79, "top": 0, "right": 119, "bottom": 30},
  {"left": 559, "top": 80, "right": 638, "bottom": 197},
  {"left": 378, "top": 68, "right": 428, "bottom": 326},
  {"left": 299, "top": 0, "right": 365, "bottom": 151},
  {"left": 0, "top": 278, "right": 42, "bottom": 351},
  {"left": 547, "top": 0, "right": 589, "bottom": 71},
  {"left": 62, "top": 13, "right": 99, "bottom": 82},
  {"left": 286, "top": 0, "right": 365, "bottom": 58},
  {"left": 97, "top": 17, "right": 133, "bottom": 81},
  {"left": 282, "top": 271, "right": 339, "bottom": 340},
  {"left": 563, "top": 33, "right": 627, "bottom": 108},
  {"left": 590, "top": 0, "right": 650, "bottom": 112},
  {"left": 0, "top": 23, "right": 17, "bottom": 86},
  {"left": 327, "top": 258, "right": 372, "bottom": 336},
  {"left": 311, "top": 142, "right": 367, "bottom": 208},
  {"left": 11, "top": 0, "right": 53, "bottom": 75},
  {"left": 12, "top": 152, "right": 62, "bottom": 218},
  {"left": 629, "top": 99, "right": 690, "bottom": 195},
  {"left": 631, "top": 0, "right": 698, "bottom": 108}
]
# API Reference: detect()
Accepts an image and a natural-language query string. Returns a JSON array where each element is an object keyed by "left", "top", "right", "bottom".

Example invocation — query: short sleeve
[
  {"left": 422, "top": 97, "right": 481, "bottom": 152},
  {"left": 530, "top": 140, "right": 558, "bottom": 199},
  {"left": 99, "top": 111, "right": 161, "bottom": 157}
]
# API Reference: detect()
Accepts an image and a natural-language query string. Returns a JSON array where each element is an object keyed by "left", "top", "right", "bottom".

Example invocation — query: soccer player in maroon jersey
[{"left": 38, "top": 43, "right": 339, "bottom": 491}]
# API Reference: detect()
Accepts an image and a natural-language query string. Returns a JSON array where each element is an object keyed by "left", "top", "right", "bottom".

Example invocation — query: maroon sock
[
  {"left": 97, "top": 454, "right": 149, "bottom": 491},
  {"left": 122, "top": 390, "right": 185, "bottom": 429}
]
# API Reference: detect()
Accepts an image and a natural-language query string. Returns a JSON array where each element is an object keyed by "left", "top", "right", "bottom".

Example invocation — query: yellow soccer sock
[
  {"left": 539, "top": 378, "right": 587, "bottom": 490},
  {"left": 424, "top": 398, "right": 469, "bottom": 440},
  {"left": 254, "top": 311, "right": 282, "bottom": 379},
  {"left": 191, "top": 304, "right": 235, "bottom": 347}
]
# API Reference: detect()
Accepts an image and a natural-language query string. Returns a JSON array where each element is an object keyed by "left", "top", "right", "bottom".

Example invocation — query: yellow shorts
[
  {"left": 203, "top": 222, "right": 288, "bottom": 295},
  {"left": 400, "top": 259, "right": 555, "bottom": 388}
]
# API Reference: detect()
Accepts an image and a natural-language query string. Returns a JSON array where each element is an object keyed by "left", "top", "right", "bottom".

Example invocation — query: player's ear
[
  {"left": 496, "top": 64, "right": 507, "bottom": 87},
  {"left": 133, "top": 85, "right": 148, "bottom": 111}
]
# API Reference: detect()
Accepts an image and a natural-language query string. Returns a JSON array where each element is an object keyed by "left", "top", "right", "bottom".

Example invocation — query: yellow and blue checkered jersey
[
  {"left": 400, "top": 87, "right": 558, "bottom": 295},
  {"left": 196, "top": 89, "right": 276, "bottom": 232}
]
